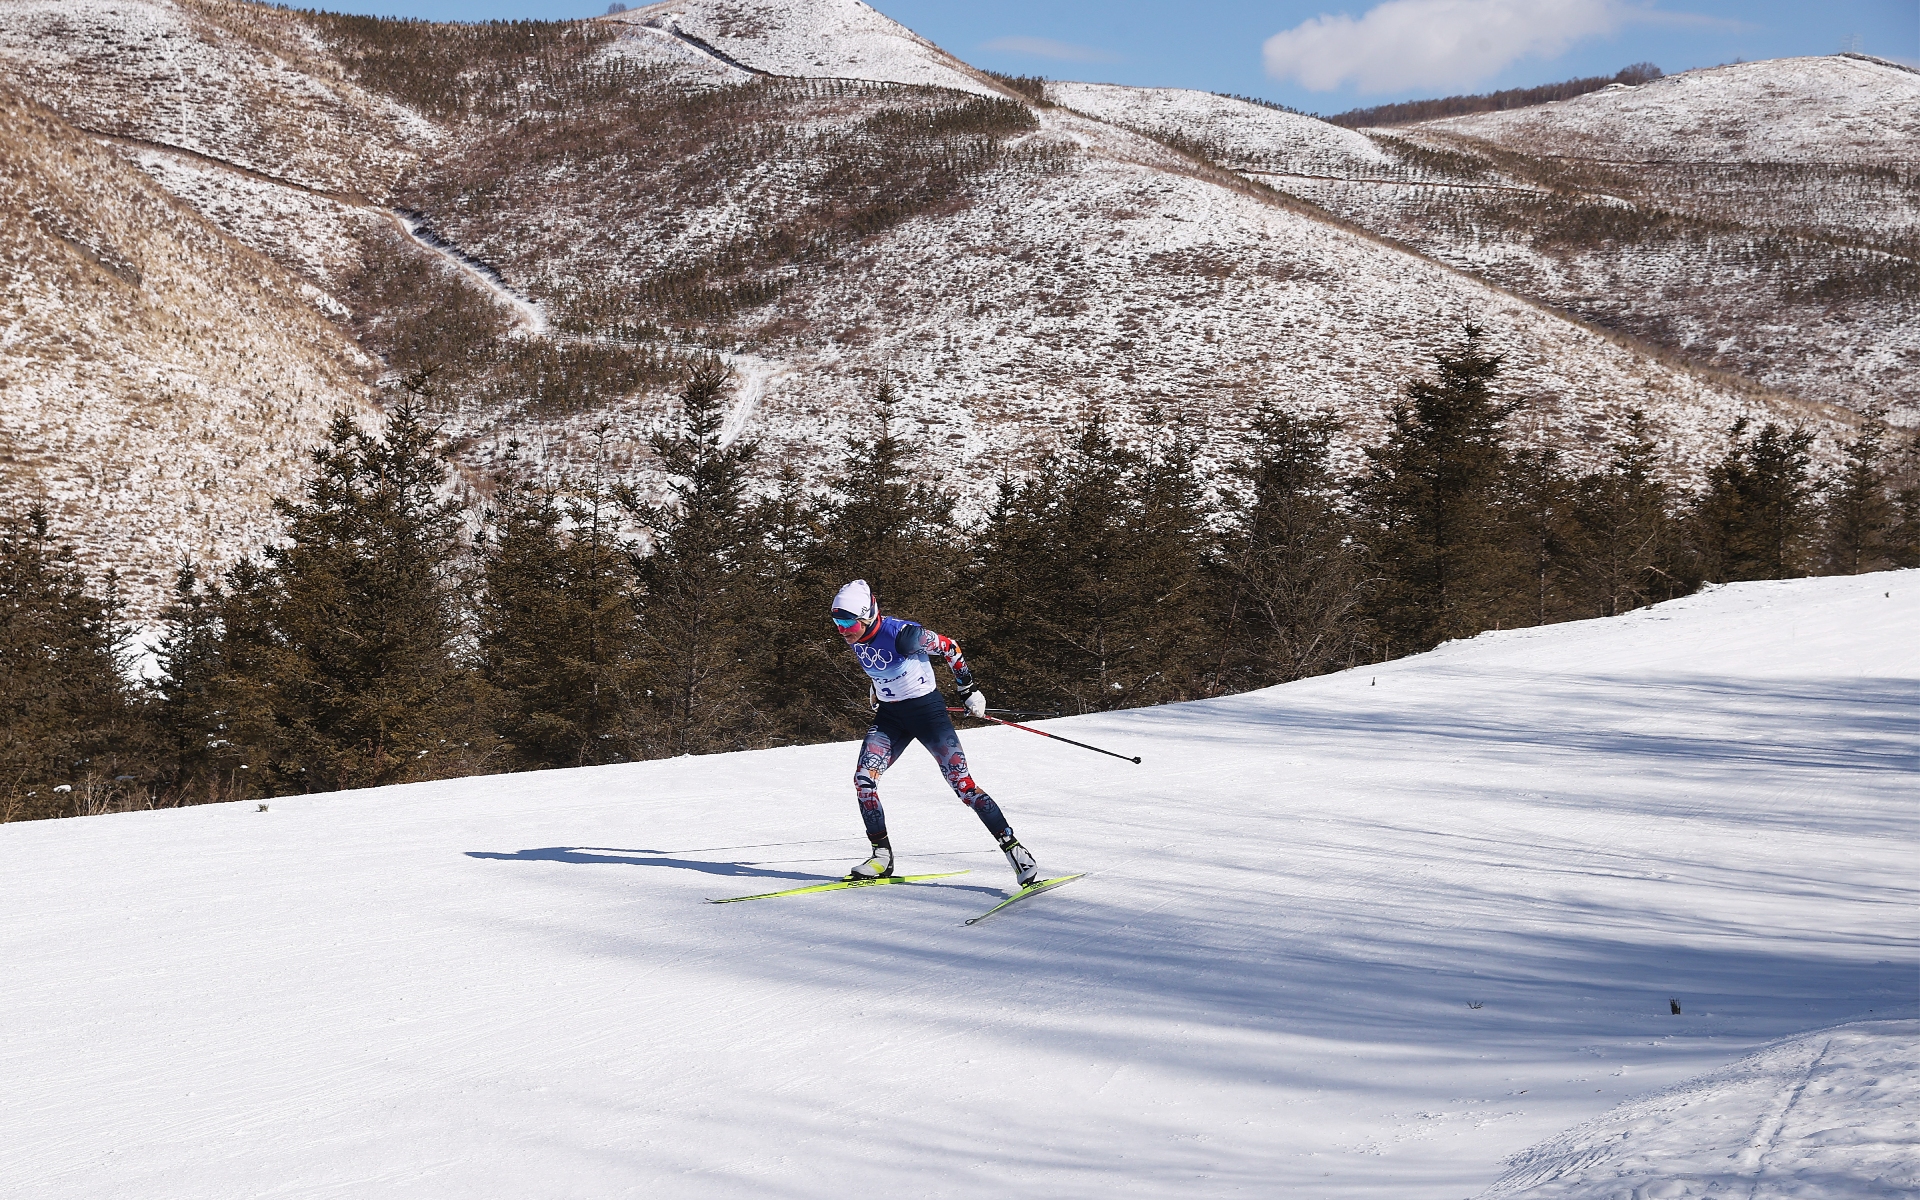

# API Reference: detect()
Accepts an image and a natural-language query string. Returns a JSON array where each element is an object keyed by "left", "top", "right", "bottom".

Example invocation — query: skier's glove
[{"left": 963, "top": 687, "right": 988, "bottom": 719}]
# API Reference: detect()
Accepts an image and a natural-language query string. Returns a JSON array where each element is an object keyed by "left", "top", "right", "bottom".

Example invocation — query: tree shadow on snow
[
  {"left": 1152, "top": 672, "right": 1918, "bottom": 771},
  {"left": 466, "top": 846, "right": 830, "bottom": 882},
  {"left": 1120, "top": 672, "right": 1919, "bottom": 835},
  {"left": 693, "top": 865, "right": 1918, "bottom": 1095}
]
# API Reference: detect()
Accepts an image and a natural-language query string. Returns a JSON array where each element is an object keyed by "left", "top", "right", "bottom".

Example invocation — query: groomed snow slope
[{"left": 1, "top": 575, "right": 1913, "bottom": 1198}]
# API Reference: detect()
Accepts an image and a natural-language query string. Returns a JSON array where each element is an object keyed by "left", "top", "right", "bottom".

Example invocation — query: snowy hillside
[
  {"left": 2, "top": 572, "right": 1912, "bottom": 1197},
  {"left": 1421, "top": 55, "right": 1920, "bottom": 253},
  {"left": 1398, "top": 57, "right": 1920, "bottom": 425},
  {"left": 0, "top": 77, "right": 380, "bottom": 602},
  {"left": 729, "top": 115, "right": 1815, "bottom": 491},
  {"left": 1047, "top": 80, "right": 1393, "bottom": 176},
  {"left": 0, "top": 0, "right": 1888, "bottom": 616},
  {"left": 1073, "top": 56, "right": 1919, "bottom": 427},
  {"left": 0, "top": 0, "right": 425, "bottom": 196},
  {"left": 1431, "top": 56, "right": 1920, "bottom": 167}
]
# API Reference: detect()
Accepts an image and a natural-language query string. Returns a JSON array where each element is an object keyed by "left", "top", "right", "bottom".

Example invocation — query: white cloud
[
  {"left": 1264, "top": 0, "right": 1630, "bottom": 94},
  {"left": 982, "top": 35, "right": 1121, "bottom": 64}
]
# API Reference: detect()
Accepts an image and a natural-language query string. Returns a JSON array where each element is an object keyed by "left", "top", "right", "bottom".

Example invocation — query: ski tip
[{"left": 961, "top": 873, "right": 1086, "bottom": 925}]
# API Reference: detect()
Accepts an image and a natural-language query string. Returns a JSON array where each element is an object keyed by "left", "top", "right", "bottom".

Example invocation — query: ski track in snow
[
  {"left": 1481, "top": 1022, "right": 1917, "bottom": 1197},
  {"left": 1, "top": 573, "right": 1914, "bottom": 1198}
]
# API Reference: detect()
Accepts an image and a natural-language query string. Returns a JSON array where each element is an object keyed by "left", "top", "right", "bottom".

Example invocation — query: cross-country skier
[{"left": 830, "top": 579, "right": 1039, "bottom": 886}]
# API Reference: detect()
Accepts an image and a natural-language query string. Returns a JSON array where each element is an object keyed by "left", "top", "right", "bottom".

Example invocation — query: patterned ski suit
[{"left": 846, "top": 615, "right": 1009, "bottom": 846}]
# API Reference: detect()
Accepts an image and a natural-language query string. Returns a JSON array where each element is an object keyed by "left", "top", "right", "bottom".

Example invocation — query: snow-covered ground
[{"left": 3, "top": 573, "right": 1913, "bottom": 1197}]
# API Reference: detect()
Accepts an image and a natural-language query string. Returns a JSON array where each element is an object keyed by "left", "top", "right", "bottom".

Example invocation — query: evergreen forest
[{"left": 5, "top": 327, "right": 1916, "bottom": 822}]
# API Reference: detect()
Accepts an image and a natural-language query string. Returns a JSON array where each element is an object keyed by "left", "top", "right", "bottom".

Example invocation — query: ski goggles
[{"left": 831, "top": 609, "right": 865, "bottom": 629}]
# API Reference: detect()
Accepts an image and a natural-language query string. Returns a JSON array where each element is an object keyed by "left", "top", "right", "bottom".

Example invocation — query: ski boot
[
  {"left": 997, "top": 831, "right": 1039, "bottom": 887},
  {"left": 848, "top": 840, "right": 894, "bottom": 880}
]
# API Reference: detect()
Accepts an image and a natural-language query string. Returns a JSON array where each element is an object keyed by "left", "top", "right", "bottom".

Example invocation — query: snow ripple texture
[{"left": 1482, "top": 1020, "right": 1918, "bottom": 1198}]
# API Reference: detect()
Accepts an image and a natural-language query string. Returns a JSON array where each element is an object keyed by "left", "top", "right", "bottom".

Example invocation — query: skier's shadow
[{"left": 466, "top": 846, "right": 826, "bottom": 882}]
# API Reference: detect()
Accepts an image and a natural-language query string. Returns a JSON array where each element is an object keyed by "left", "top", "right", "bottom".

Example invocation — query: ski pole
[
  {"left": 948, "top": 708, "right": 1142, "bottom": 764},
  {"left": 983, "top": 708, "right": 1063, "bottom": 719}
]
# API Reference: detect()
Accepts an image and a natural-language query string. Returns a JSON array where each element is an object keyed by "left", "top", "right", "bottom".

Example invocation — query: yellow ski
[
  {"left": 963, "top": 873, "right": 1085, "bottom": 925},
  {"left": 709, "top": 870, "right": 969, "bottom": 904}
]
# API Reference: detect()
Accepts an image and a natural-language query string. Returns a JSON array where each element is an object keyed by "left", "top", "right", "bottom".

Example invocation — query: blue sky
[{"left": 306, "top": 0, "right": 1918, "bottom": 114}]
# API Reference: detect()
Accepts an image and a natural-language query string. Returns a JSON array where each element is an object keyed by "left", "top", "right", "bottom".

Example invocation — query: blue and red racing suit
[{"left": 847, "top": 616, "right": 1009, "bottom": 846}]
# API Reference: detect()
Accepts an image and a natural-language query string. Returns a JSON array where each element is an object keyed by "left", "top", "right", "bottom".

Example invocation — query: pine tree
[
  {"left": 973, "top": 414, "right": 1129, "bottom": 711},
  {"left": 261, "top": 400, "right": 482, "bottom": 791},
  {"left": 620, "top": 358, "right": 767, "bottom": 755},
  {"left": 814, "top": 381, "right": 966, "bottom": 622},
  {"left": 1888, "top": 432, "right": 1920, "bottom": 569},
  {"left": 476, "top": 436, "right": 641, "bottom": 769},
  {"left": 1353, "top": 324, "right": 1519, "bottom": 651},
  {"left": 1216, "top": 404, "right": 1369, "bottom": 687},
  {"left": 1501, "top": 444, "right": 1578, "bottom": 627},
  {"left": 973, "top": 410, "right": 1204, "bottom": 713},
  {"left": 1818, "top": 411, "right": 1898, "bottom": 575},
  {"left": 1691, "top": 419, "right": 1817, "bottom": 582},
  {"left": 776, "top": 381, "right": 972, "bottom": 734},
  {"left": 0, "top": 506, "right": 148, "bottom": 821},
  {"left": 150, "top": 560, "right": 256, "bottom": 804},
  {"left": 747, "top": 463, "right": 846, "bottom": 742},
  {"left": 1127, "top": 412, "right": 1215, "bottom": 698},
  {"left": 210, "top": 556, "right": 288, "bottom": 789},
  {"left": 971, "top": 473, "right": 1053, "bottom": 705},
  {"left": 1567, "top": 411, "right": 1685, "bottom": 616}
]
